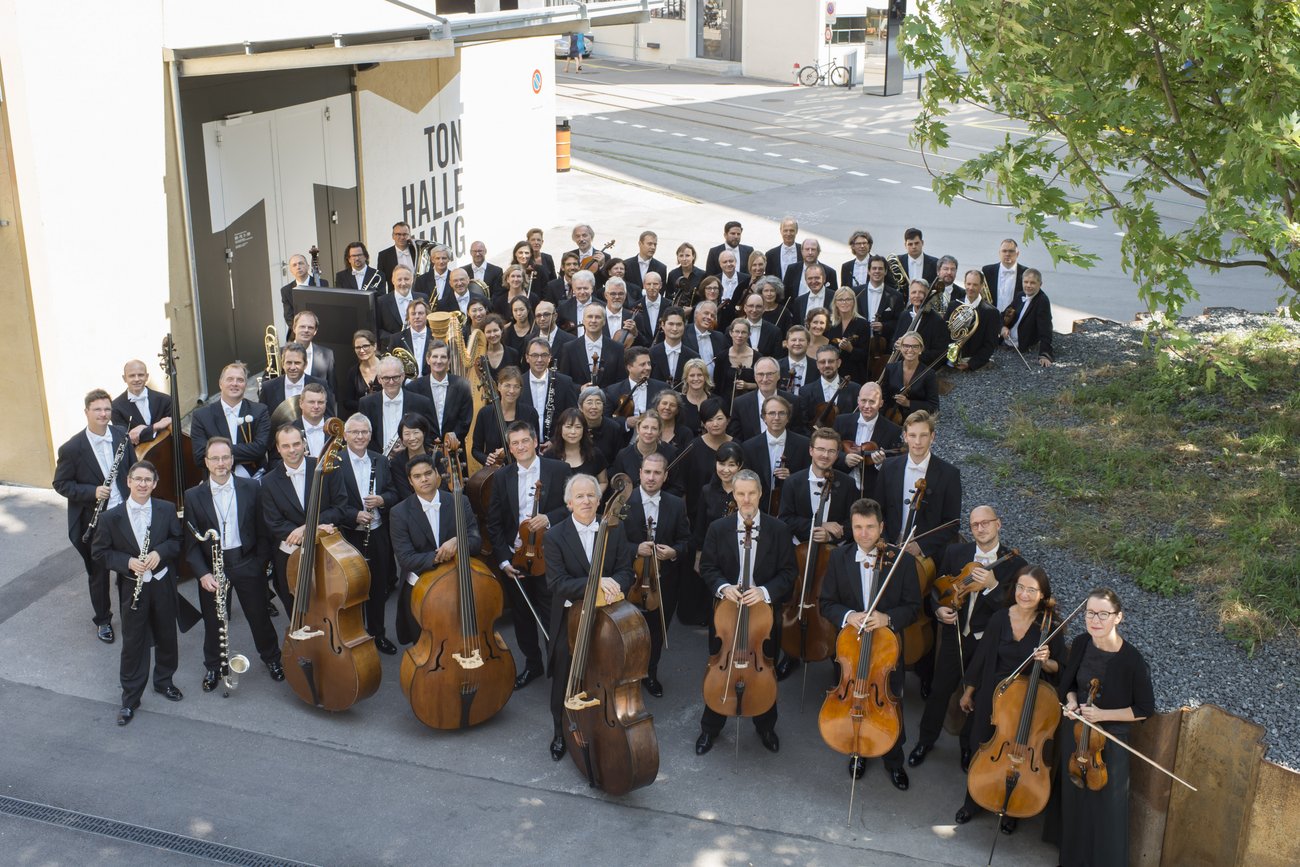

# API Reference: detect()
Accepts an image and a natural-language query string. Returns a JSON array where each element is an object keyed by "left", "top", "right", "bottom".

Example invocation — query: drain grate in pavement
[{"left": 0, "top": 795, "right": 316, "bottom": 866}]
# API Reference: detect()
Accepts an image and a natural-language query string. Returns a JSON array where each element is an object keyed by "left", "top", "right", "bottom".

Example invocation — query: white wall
[
  {"left": 743, "top": 0, "right": 820, "bottom": 83},
  {"left": 596, "top": 18, "right": 694, "bottom": 65}
]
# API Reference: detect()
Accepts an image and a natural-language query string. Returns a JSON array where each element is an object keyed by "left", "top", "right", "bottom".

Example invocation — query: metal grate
[{"left": 0, "top": 795, "right": 317, "bottom": 866}]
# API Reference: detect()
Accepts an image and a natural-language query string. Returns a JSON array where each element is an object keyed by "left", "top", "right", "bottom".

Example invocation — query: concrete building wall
[
  {"left": 596, "top": 17, "right": 695, "bottom": 65},
  {"left": 743, "top": 0, "right": 820, "bottom": 83}
]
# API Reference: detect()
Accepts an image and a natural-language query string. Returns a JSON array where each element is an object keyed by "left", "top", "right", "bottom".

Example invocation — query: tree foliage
[{"left": 903, "top": 1, "right": 1300, "bottom": 327}]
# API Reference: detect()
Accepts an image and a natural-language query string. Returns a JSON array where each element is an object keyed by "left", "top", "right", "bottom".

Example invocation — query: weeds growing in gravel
[{"left": 1005, "top": 322, "right": 1300, "bottom": 652}]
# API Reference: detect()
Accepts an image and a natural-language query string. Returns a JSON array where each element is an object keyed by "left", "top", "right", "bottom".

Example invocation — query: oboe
[
  {"left": 543, "top": 374, "right": 556, "bottom": 440},
  {"left": 129, "top": 526, "right": 152, "bottom": 611},
  {"left": 82, "top": 438, "right": 127, "bottom": 543}
]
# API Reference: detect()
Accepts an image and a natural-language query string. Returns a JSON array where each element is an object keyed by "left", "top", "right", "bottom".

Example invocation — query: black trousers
[
  {"left": 503, "top": 570, "right": 553, "bottom": 673},
  {"left": 700, "top": 605, "right": 780, "bottom": 736},
  {"left": 198, "top": 554, "right": 281, "bottom": 671},
  {"left": 550, "top": 607, "right": 574, "bottom": 733},
  {"left": 271, "top": 548, "right": 294, "bottom": 615},
  {"left": 343, "top": 527, "right": 394, "bottom": 640},
  {"left": 118, "top": 575, "right": 178, "bottom": 709},
  {"left": 635, "top": 563, "right": 679, "bottom": 674},
  {"left": 918, "top": 623, "right": 977, "bottom": 749},
  {"left": 827, "top": 656, "right": 908, "bottom": 770},
  {"left": 73, "top": 532, "right": 113, "bottom": 625}
]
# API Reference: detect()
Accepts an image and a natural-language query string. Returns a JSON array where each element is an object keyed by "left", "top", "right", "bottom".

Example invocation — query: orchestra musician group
[{"left": 55, "top": 218, "right": 1159, "bottom": 866}]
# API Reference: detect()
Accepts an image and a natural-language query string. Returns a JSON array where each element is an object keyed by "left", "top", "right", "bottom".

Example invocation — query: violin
[
  {"left": 628, "top": 517, "right": 663, "bottom": 613},
  {"left": 283, "top": 419, "right": 381, "bottom": 711},
  {"left": 898, "top": 479, "right": 937, "bottom": 667},
  {"left": 819, "top": 542, "right": 903, "bottom": 761},
  {"left": 511, "top": 479, "right": 547, "bottom": 576},
  {"left": 612, "top": 304, "right": 641, "bottom": 348},
  {"left": 841, "top": 439, "right": 905, "bottom": 499},
  {"left": 400, "top": 439, "right": 514, "bottom": 729},
  {"left": 1068, "top": 678, "right": 1109, "bottom": 791},
  {"left": 780, "top": 475, "right": 838, "bottom": 667},
  {"left": 809, "top": 380, "right": 850, "bottom": 429},
  {"left": 882, "top": 353, "right": 945, "bottom": 427},
  {"left": 702, "top": 518, "right": 778, "bottom": 721},
  {"left": 580, "top": 239, "right": 616, "bottom": 272},
  {"left": 966, "top": 607, "right": 1060, "bottom": 820},
  {"left": 933, "top": 548, "right": 1021, "bottom": 611},
  {"left": 562, "top": 474, "right": 659, "bottom": 794},
  {"left": 613, "top": 377, "right": 647, "bottom": 418}
]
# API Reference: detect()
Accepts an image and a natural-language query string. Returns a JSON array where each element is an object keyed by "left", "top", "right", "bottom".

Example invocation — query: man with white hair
[{"left": 558, "top": 305, "right": 625, "bottom": 388}]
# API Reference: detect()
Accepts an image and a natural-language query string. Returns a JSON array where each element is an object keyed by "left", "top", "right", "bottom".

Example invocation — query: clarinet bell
[{"left": 223, "top": 654, "right": 250, "bottom": 697}]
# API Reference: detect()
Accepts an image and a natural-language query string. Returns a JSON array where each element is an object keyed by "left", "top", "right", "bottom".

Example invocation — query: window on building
[
  {"left": 651, "top": 0, "right": 686, "bottom": 19},
  {"left": 830, "top": 15, "right": 869, "bottom": 44}
]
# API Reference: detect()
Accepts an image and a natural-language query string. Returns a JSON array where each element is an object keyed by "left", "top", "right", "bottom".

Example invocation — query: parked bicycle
[{"left": 795, "top": 59, "right": 851, "bottom": 88}]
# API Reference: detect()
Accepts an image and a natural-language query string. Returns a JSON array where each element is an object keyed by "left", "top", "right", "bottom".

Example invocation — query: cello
[
  {"left": 401, "top": 439, "right": 514, "bottom": 729},
  {"left": 702, "top": 519, "right": 778, "bottom": 723},
  {"left": 780, "top": 475, "right": 839, "bottom": 678},
  {"left": 562, "top": 474, "right": 659, "bottom": 795},
  {"left": 283, "top": 418, "right": 381, "bottom": 711},
  {"left": 137, "top": 335, "right": 202, "bottom": 513},
  {"left": 1068, "top": 678, "right": 1109, "bottom": 791}
]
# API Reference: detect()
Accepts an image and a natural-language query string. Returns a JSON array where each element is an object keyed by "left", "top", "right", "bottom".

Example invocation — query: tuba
[
  {"left": 412, "top": 239, "right": 437, "bottom": 276},
  {"left": 264, "top": 325, "right": 283, "bottom": 379}
]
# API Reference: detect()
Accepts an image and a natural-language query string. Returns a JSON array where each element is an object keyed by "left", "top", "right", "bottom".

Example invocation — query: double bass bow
[
  {"left": 780, "top": 474, "right": 839, "bottom": 705},
  {"left": 400, "top": 438, "right": 514, "bottom": 729},
  {"left": 562, "top": 474, "right": 659, "bottom": 794},
  {"left": 283, "top": 419, "right": 381, "bottom": 711}
]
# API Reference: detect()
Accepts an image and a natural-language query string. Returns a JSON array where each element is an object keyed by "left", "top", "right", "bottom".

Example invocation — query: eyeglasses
[
  {"left": 1084, "top": 610, "right": 1117, "bottom": 621},
  {"left": 379, "top": 374, "right": 404, "bottom": 383},
  {"left": 970, "top": 519, "right": 999, "bottom": 528},
  {"left": 899, "top": 344, "right": 922, "bottom": 351},
  {"left": 1014, "top": 584, "right": 1042, "bottom": 595},
  {"left": 354, "top": 343, "right": 374, "bottom": 351}
]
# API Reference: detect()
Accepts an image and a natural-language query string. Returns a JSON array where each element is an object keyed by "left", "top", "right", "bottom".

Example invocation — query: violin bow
[{"left": 1061, "top": 706, "right": 1198, "bottom": 792}]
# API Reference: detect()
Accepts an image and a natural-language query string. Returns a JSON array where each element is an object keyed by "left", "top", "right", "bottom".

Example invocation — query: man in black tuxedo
[
  {"left": 945, "top": 270, "right": 1002, "bottom": 372},
  {"left": 360, "top": 357, "right": 435, "bottom": 456},
  {"left": 488, "top": 422, "right": 572, "bottom": 691},
  {"left": 556, "top": 270, "right": 598, "bottom": 335},
  {"left": 875, "top": 409, "right": 962, "bottom": 569},
  {"left": 54, "top": 389, "right": 136, "bottom": 640},
  {"left": 840, "top": 229, "right": 875, "bottom": 290},
  {"left": 563, "top": 222, "right": 608, "bottom": 278},
  {"left": 460, "top": 240, "right": 503, "bottom": 296},
  {"left": 909, "top": 505, "right": 1027, "bottom": 770},
  {"left": 766, "top": 216, "right": 801, "bottom": 281},
  {"left": 259, "top": 425, "right": 349, "bottom": 610},
  {"left": 543, "top": 472, "right": 638, "bottom": 762},
  {"left": 405, "top": 340, "right": 474, "bottom": 443},
  {"left": 413, "top": 244, "right": 453, "bottom": 299},
  {"left": 518, "top": 338, "right": 579, "bottom": 441},
  {"left": 797, "top": 344, "right": 858, "bottom": 427},
  {"left": 682, "top": 301, "right": 727, "bottom": 382},
  {"left": 183, "top": 437, "right": 284, "bottom": 693},
  {"left": 543, "top": 252, "right": 581, "bottom": 305},
  {"left": 886, "top": 227, "right": 939, "bottom": 291},
  {"left": 436, "top": 268, "right": 490, "bottom": 318},
  {"left": 388, "top": 454, "right": 482, "bottom": 645},
  {"left": 113, "top": 360, "right": 172, "bottom": 446},
  {"left": 386, "top": 297, "right": 433, "bottom": 378},
  {"left": 740, "top": 394, "right": 811, "bottom": 514},
  {"left": 281, "top": 252, "right": 329, "bottom": 329},
  {"left": 696, "top": 470, "right": 796, "bottom": 755},
  {"left": 337, "top": 415, "right": 400, "bottom": 654},
  {"left": 783, "top": 238, "right": 839, "bottom": 298},
  {"left": 376, "top": 265, "right": 429, "bottom": 344},
  {"left": 623, "top": 453, "right": 690, "bottom": 697},
  {"left": 604, "top": 347, "right": 666, "bottom": 433},
  {"left": 190, "top": 363, "right": 271, "bottom": 479},
  {"left": 558, "top": 305, "right": 624, "bottom": 389},
  {"left": 737, "top": 293, "right": 783, "bottom": 359},
  {"left": 375, "top": 222, "right": 417, "bottom": 285},
  {"left": 936, "top": 255, "right": 962, "bottom": 306},
  {"left": 633, "top": 272, "right": 669, "bottom": 346},
  {"left": 705, "top": 220, "right": 754, "bottom": 276},
  {"left": 715, "top": 250, "right": 751, "bottom": 314},
  {"left": 258, "top": 343, "right": 335, "bottom": 420},
  {"left": 1000, "top": 268, "right": 1054, "bottom": 366},
  {"left": 599, "top": 278, "right": 643, "bottom": 346},
  {"left": 818, "top": 497, "right": 920, "bottom": 786},
  {"left": 779, "top": 326, "right": 813, "bottom": 400},
  {"left": 649, "top": 307, "right": 698, "bottom": 387},
  {"left": 623, "top": 230, "right": 667, "bottom": 295},
  {"left": 531, "top": 302, "right": 576, "bottom": 358},
  {"left": 892, "top": 281, "right": 951, "bottom": 370},
  {"left": 335, "top": 241, "right": 388, "bottom": 295},
  {"left": 982, "top": 238, "right": 1027, "bottom": 312},
  {"left": 729, "top": 358, "right": 800, "bottom": 441},
  {"left": 834, "top": 383, "right": 902, "bottom": 495},
  {"left": 291, "top": 311, "right": 337, "bottom": 391},
  {"left": 792, "top": 264, "right": 835, "bottom": 326},
  {"left": 92, "top": 460, "right": 184, "bottom": 725},
  {"left": 855, "top": 256, "right": 904, "bottom": 336}
]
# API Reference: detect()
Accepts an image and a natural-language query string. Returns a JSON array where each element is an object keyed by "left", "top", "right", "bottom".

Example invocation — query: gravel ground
[{"left": 931, "top": 308, "right": 1300, "bottom": 769}]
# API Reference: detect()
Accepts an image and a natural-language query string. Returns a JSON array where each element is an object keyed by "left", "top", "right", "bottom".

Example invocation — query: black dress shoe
[
  {"left": 373, "top": 635, "right": 398, "bottom": 655},
  {"left": 201, "top": 670, "right": 220, "bottom": 692},
  {"left": 919, "top": 679, "right": 933, "bottom": 700},
  {"left": 266, "top": 660, "right": 286, "bottom": 681},
  {"left": 960, "top": 747, "right": 973, "bottom": 772},
  {"left": 889, "top": 767, "right": 910, "bottom": 790},
  {"left": 758, "top": 729, "right": 780, "bottom": 753},
  {"left": 97, "top": 623, "right": 115, "bottom": 643},
  {"left": 774, "top": 656, "right": 799, "bottom": 681},
  {"left": 641, "top": 676, "right": 664, "bottom": 697},
  {"left": 154, "top": 685, "right": 183, "bottom": 702},
  {"left": 514, "top": 668, "right": 542, "bottom": 690},
  {"left": 1000, "top": 817, "right": 1017, "bottom": 835},
  {"left": 695, "top": 732, "right": 716, "bottom": 756},
  {"left": 954, "top": 807, "right": 973, "bottom": 825},
  {"left": 116, "top": 707, "right": 134, "bottom": 726},
  {"left": 908, "top": 743, "right": 933, "bottom": 767},
  {"left": 848, "top": 757, "right": 868, "bottom": 779},
  {"left": 549, "top": 734, "right": 567, "bottom": 761}
]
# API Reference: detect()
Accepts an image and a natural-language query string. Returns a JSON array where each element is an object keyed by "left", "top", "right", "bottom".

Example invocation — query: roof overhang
[{"left": 164, "top": 0, "right": 659, "bottom": 77}]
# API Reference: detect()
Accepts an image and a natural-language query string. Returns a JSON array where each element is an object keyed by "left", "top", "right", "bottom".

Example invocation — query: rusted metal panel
[
  {"left": 1128, "top": 709, "right": 1181, "bottom": 867},
  {"left": 1240, "top": 761, "right": 1300, "bottom": 867}
]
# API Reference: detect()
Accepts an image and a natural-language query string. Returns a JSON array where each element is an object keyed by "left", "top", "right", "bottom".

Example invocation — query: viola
[
  {"left": 702, "top": 518, "right": 778, "bottom": 721},
  {"left": 1068, "top": 678, "right": 1109, "bottom": 791},
  {"left": 628, "top": 517, "right": 663, "bottom": 613},
  {"left": 400, "top": 439, "right": 514, "bottom": 729},
  {"left": 819, "top": 543, "right": 903, "bottom": 760},
  {"left": 283, "top": 419, "right": 381, "bottom": 711},
  {"left": 613, "top": 378, "right": 647, "bottom": 418},
  {"left": 966, "top": 608, "right": 1060, "bottom": 820},
  {"left": 562, "top": 474, "right": 659, "bottom": 795},
  {"left": 612, "top": 303, "right": 642, "bottom": 349},
  {"left": 581, "top": 239, "right": 616, "bottom": 272},
  {"left": 933, "top": 548, "right": 1021, "bottom": 611},
  {"left": 510, "top": 479, "right": 547, "bottom": 577},
  {"left": 808, "top": 380, "right": 850, "bottom": 429},
  {"left": 780, "top": 475, "right": 838, "bottom": 667}
]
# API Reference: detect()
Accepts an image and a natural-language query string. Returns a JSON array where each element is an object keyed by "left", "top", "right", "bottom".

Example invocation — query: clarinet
[
  {"left": 361, "top": 459, "right": 378, "bottom": 552},
  {"left": 82, "top": 439, "right": 128, "bottom": 543},
  {"left": 188, "top": 523, "right": 249, "bottom": 696},
  {"left": 129, "top": 526, "right": 152, "bottom": 611}
]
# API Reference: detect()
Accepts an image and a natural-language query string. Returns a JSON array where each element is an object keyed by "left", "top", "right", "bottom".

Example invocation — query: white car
[{"left": 554, "top": 33, "right": 594, "bottom": 58}]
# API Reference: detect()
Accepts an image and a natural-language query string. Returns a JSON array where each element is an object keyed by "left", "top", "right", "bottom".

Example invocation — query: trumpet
[{"left": 264, "top": 325, "right": 283, "bottom": 378}]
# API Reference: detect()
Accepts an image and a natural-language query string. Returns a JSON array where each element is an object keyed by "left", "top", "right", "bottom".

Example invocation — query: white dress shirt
[
  {"left": 997, "top": 267, "right": 1017, "bottom": 311},
  {"left": 395, "top": 291, "right": 412, "bottom": 326},
  {"left": 428, "top": 375, "right": 450, "bottom": 429},
  {"left": 726, "top": 513, "right": 770, "bottom": 602},
  {"left": 747, "top": 319, "right": 764, "bottom": 351},
  {"left": 863, "top": 284, "right": 885, "bottom": 321},
  {"left": 637, "top": 257, "right": 652, "bottom": 281},
  {"left": 128, "top": 499, "right": 167, "bottom": 582},
  {"left": 86, "top": 430, "right": 125, "bottom": 509},
  {"left": 663, "top": 342, "right": 682, "bottom": 382},
  {"left": 766, "top": 431, "right": 787, "bottom": 482},
  {"left": 351, "top": 267, "right": 367, "bottom": 289},
  {"left": 410, "top": 328, "right": 428, "bottom": 371},
  {"left": 510, "top": 459, "right": 542, "bottom": 555},
  {"left": 382, "top": 393, "right": 404, "bottom": 447},
  {"left": 349, "top": 451, "right": 380, "bottom": 531},
  {"left": 820, "top": 376, "right": 842, "bottom": 402},
  {"left": 779, "top": 243, "right": 799, "bottom": 273},
  {"left": 639, "top": 489, "right": 661, "bottom": 527},
  {"left": 901, "top": 453, "right": 931, "bottom": 533},
  {"left": 855, "top": 414, "right": 878, "bottom": 447},
  {"left": 302, "top": 420, "right": 326, "bottom": 458},
  {"left": 786, "top": 358, "right": 808, "bottom": 394},
  {"left": 209, "top": 478, "right": 241, "bottom": 549},
  {"left": 408, "top": 493, "right": 442, "bottom": 586},
  {"left": 693, "top": 329, "right": 715, "bottom": 373},
  {"left": 584, "top": 338, "right": 603, "bottom": 376},
  {"left": 644, "top": 297, "right": 661, "bottom": 335},
  {"left": 1007, "top": 293, "right": 1034, "bottom": 347},
  {"left": 851, "top": 258, "right": 870, "bottom": 287},
  {"left": 395, "top": 246, "right": 414, "bottom": 274},
  {"left": 807, "top": 472, "right": 833, "bottom": 524},
  {"left": 284, "top": 376, "right": 306, "bottom": 401},
  {"left": 966, "top": 543, "right": 1001, "bottom": 638},
  {"left": 567, "top": 518, "right": 601, "bottom": 608},
  {"left": 803, "top": 287, "right": 828, "bottom": 314},
  {"left": 850, "top": 545, "right": 879, "bottom": 627},
  {"left": 128, "top": 390, "right": 152, "bottom": 425},
  {"left": 908, "top": 255, "right": 924, "bottom": 282},
  {"left": 529, "top": 374, "right": 549, "bottom": 417}
]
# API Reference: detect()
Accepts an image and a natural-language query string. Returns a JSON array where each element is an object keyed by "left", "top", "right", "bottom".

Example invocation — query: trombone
[{"left": 264, "top": 325, "right": 283, "bottom": 378}]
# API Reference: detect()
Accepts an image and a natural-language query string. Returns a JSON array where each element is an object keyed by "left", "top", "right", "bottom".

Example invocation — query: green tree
[{"left": 903, "top": 1, "right": 1300, "bottom": 326}]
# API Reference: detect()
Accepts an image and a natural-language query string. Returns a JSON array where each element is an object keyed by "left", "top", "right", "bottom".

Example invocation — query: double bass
[
  {"left": 702, "top": 518, "right": 777, "bottom": 724},
  {"left": 780, "top": 475, "right": 838, "bottom": 674},
  {"left": 283, "top": 419, "right": 381, "bottom": 711},
  {"left": 401, "top": 439, "right": 514, "bottom": 729},
  {"left": 562, "top": 474, "right": 659, "bottom": 794},
  {"left": 137, "top": 335, "right": 202, "bottom": 513}
]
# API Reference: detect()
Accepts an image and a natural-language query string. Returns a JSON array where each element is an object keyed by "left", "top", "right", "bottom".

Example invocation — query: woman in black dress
[
  {"left": 757, "top": 276, "right": 793, "bottom": 335},
  {"left": 504, "top": 294, "right": 535, "bottom": 357},
  {"left": 470, "top": 366, "right": 538, "bottom": 467},
  {"left": 481, "top": 314, "right": 520, "bottom": 379},
  {"left": 340, "top": 329, "right": 383, "bottom": 418},
  {"left": 389, "top": 413, "right": 434, "bottom": 501},
  {"left": 679, "top": 359, "right": 714, "bottom": 429},
  {"left": 1053, "top": 587, "right": 1155, "bottom": 867},
  {"left": 826, "top": 287, "right": 873, "bottom": 384},
  {"left": 882, "top": 332, "right": 940, "bottom": 420},
  {"left": 956, "top": 564, "right": 1064, "bottom": 833},
  {"left": 682, "top": 397, "right": 731, "bottom": 529},
  {"left": 653, "top": 389, "right": 695, "bottom": 452},
  {"left": 679, "top": 439, "right": 744, "bottom": 627},
  {"left": 579, "top": 386, "right": 627, "bottom": 468},
  {"left": 717, "top": 318, "right": 757, "bottom": 405},
  {"left": 667, "top": 242, "right": 704, "bottom": 308},
  {"left": 545, "top": 407, "right": 608, "bottom": 494},
  {"left": 610, "top": 412, "right": 681, "bottom": 496}
]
